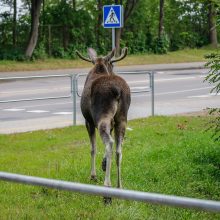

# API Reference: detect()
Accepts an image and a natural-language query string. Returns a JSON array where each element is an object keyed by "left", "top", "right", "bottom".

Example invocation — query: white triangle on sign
[{"left": 105, "top": 7, "right": 120, "bottom": 24}]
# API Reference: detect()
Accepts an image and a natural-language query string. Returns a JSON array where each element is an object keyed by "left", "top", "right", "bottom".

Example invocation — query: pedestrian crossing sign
[{"left": 103, "top": 5, "right": 123, "bottom": 28}]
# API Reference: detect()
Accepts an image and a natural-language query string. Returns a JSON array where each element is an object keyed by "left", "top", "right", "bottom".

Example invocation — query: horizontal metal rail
[
  {"left": 0, "top": 74, "right": 72, "bottom": 103},
  {"left": 75, "top": 71, "right": 153, "bottom": 97},
  {"left": 117, "top": 70, "right": 152, "bottom": 75},
  {"left": 0, "top": 171, "right": 220, "bottom": 212}
]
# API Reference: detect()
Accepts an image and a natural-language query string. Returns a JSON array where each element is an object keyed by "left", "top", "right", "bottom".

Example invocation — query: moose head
[{"left": 76, "top": 47, "right": 128, "bottom": 74}]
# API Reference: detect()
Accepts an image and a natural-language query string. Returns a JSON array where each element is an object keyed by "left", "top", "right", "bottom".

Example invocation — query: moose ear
[{"left": 87, "top": 48, "right": 97, "bottom": 61}]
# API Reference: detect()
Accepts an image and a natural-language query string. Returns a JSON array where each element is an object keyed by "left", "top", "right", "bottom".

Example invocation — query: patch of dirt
[{"left": 176, "top": 109, "right": 211, "bottom": 117}]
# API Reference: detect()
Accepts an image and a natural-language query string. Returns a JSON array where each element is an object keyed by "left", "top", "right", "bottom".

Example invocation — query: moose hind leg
[
  {"left": 99, "top": 121, "right": 113, "bottom": 205},
  {"left": 115, "top": 121, "right": 126, "bottom": 188},
  {"left": 98, "top": 121, "right": 114, "bottom": 187},
  {"left": 86, "top": 121, "right": 97, "bottom": 181}
]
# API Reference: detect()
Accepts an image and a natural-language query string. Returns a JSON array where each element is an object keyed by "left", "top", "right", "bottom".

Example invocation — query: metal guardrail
[
  {"left": 0, "top": 71, "right": 155, "bottom": 126},
  {"left": 0, "top": 171, "right": 220, "bottom": 212},
  {"left": 0, "top": 74, "right": 72, "bottom": 103}
]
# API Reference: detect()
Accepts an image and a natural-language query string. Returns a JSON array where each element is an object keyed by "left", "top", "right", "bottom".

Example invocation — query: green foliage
[
  {"left": 205, "top": 52, "right": 220, "bottom": 141},
  {"left": 33, "top": 42, "right": 48, "bottom": 60},
  {"left": 0, "top": 0, "right": 219, "bottom": 59},
  {"left": 152, "top": 35, "right": 170, "bottom": 54},
  {"left": 205, "top": 52, "right": 220, "bottom": 94},
  {"left": 0, "top": 47, "right": 25, "bottom": 61}
]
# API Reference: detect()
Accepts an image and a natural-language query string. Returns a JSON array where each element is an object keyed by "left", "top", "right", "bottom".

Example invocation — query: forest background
[{"left": 0, "top": 0, "right": 219, "bottom": 60}]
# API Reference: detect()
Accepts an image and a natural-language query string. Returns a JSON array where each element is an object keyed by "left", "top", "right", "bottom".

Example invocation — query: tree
[
  {"left": 158, "top": 0, "right": 165, "bottom": 38},
  {"left": 25, "top": 0, "right": 43, "bottom": 58},
  {"left": 96, "top": 0, "right": 102, "bottom": 50},
  {"left": 13, "top": 0, "right": 17, "bottom": 46},
  {"left": 207, "top": 0, "right": 218, "bottom": 47}
]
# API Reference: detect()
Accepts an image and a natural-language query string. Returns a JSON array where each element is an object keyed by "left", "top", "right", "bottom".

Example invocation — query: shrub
[
  {"left": 205, "top": 52, "right": 220, "bottom": 141},
  {"left": 0, "top": 47, "right": 26, "bottom": 61},
  {"left": 152, "top": 35, "right": 170, "bottom": 54},
  {"left": 32, "top": 42, "right": 48, "bottom": 60}
]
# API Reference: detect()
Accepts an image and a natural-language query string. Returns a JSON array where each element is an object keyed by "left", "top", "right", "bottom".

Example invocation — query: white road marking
[
  {"left": 188, "top": 93, "right": 220, "bottom": 98},
  {"left": 26, "top": 110, "right": 50, "bottom": 113},
  {"left": 131, "top": 86, "right": 149, "bottom": 90},
  {"left": 188, "top": 95, "right": 210, "bottom": 98},
  {"left": 128, "top": 76, "right": 202, "bottom": 84},
  {"left": 53, "top": 112, "right": 72, "bottom": 115},
  {"left": 155, "top": 76, "right": 196, "bottom": 82},
  {"left": 1, "top": 101, "right": 78, "bottom": 109},
  {"left": 132, "top": 86, "right": 213, "bottom": 97},
  {"left": 156, "top": 86, "right": 214, "bottom": 95},
  {"left": 2, "top": 108, "right": 25, "bottom": 112},
  {"left": 129, "top": 80, "right": 149, "bottom": 84}
]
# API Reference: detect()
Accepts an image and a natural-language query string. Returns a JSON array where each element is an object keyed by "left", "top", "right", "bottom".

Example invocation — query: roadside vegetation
[
  {"left": 0, "top": 1, "right": 219, "bottom": 60},
  {"left": 0, "top": 116, "right": 219, "bottom": 219},
  {"left": 0, "top": 48, "right": 217, "bottom": 72}
]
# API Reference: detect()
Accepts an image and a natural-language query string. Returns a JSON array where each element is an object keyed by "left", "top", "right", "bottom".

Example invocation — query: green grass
[
  {"left": 0, "top": 48, "right": 218, "bottom": 72},
  {"left": 0, "top": 116, "right": 220, "bottom": 219}
]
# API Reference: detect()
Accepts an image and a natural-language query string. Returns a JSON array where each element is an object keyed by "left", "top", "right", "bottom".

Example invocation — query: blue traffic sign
[{"left": 103, "top": 5, "right": 123, "bottom": 28}]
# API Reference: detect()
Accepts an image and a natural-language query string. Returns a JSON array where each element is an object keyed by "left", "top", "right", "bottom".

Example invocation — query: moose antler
[
  {"left": 76, "top": 50, "right": 92, "bottom": 63},
  {"left": 104, "top": 48, "right": 116, "bottom": 61},
  {"left": 111, "top": 47, "right": 128, "bottom": 63}
]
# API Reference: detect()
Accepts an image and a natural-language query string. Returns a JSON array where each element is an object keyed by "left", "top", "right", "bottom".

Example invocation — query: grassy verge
[
  {"left": 0, "top": 116, "right": 220, "bottom": 219},
  {"left": 0, "top": 48, "right": 217, "bottom": 72}
]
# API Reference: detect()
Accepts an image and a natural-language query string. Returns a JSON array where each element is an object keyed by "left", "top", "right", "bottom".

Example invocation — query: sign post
[
  {"left": 103, "top": 5, "right": 123, "bottom": 50},
  {"left": 112, "top": 28, "right": 115, "bottom": 49}
]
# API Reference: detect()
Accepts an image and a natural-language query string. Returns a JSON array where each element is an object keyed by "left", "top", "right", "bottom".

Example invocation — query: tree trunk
[
  {"left": 72, "top": 0, "right": 76, "bottom": 10},
  {"left": 62, "top": 25, "right": 69, "bottom": 50},
  {"left": 208, "top": 1, "right": 218, "bottom": 48},
  {"left": 25, "top": 0, "right": 43, "bottom": 58},
  {"left": 13, "top": 0, "right": 17, "bottom": 46},
  {"left": 115, "top": 28, "right": 121, "bottom": 55},
  {"left": 158, "top": 0, "right": 165, "bottom": 39},
  {"left": 96, "top": 0, "right": 102, "bottom": 50}
]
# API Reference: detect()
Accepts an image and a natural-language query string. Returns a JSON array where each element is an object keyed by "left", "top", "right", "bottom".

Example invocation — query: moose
[{"left": 76, "top": 47, "right": 131, "bottom": 202}]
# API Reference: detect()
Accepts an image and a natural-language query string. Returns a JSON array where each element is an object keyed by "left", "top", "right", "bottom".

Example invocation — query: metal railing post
[
  {"left": 150, "top": 71, "right": 155, "bottom": 116},
  {"left": 71, "top": 74, "right": 77, "bottom": 126}
]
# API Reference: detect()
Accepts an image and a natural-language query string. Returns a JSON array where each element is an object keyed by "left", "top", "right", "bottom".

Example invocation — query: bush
[
  {"left": 152, "top": 35, "right": 169, "bottom": 54},
  {"left": 32, "top": 42, "right": 48, "bottom": 60},
  {"left": 0, "top": 47, "right": 26, "bottom": 61},
  {"left": 205, "top": 52, "right": 220, "bottom": 141}
]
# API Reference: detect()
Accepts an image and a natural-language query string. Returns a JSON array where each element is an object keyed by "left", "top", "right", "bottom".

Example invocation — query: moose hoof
[
  {"left": 90, "top": 175, "right": 97, "bottom": 182},
  {"left": 103, "top": 196, "right": 112, "bottom": 205},
  {"left": 102, "top": 158, "right": 107, "bottom": 171}
]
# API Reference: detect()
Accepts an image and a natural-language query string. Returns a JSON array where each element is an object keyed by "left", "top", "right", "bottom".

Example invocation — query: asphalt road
[{"left": 0, "top": 63, "right": 219, "bottom": 133}]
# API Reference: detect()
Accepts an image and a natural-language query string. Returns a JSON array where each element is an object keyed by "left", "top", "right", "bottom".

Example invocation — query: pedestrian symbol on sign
[{"left": 105, "top": 7, "right": 119, "bottom": 24}]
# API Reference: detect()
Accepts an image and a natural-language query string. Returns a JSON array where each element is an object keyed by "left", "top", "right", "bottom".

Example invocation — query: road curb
[{"left": 0, "top": 62, "right": 208, "bottom": 78}]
